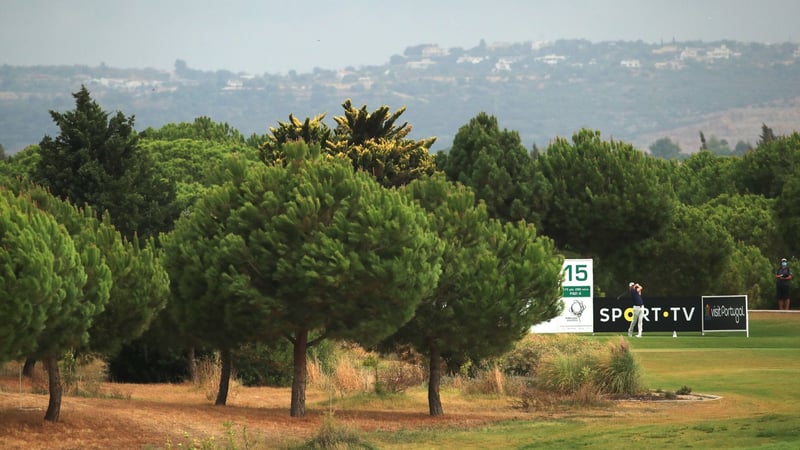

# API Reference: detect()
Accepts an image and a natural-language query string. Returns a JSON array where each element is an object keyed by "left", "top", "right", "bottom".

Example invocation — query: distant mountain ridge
[{"left": 2, "top": 38, "right": 799, "bottom": 155}]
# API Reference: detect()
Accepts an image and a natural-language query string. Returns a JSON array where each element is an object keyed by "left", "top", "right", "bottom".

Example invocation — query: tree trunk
[
  {"left": 188, "top": 347, "right": 198, "bottom": 383},
  {"left": 214, "top": 347, "right": 232, "bottom": 406},
  {"left": 428, "top": 345, "right": 444, "bottom": 416},
  {"left": 44, "top": 354, "right": 62, "bottom": 422},
  {"left": 290, "top": 328, "right": 308, "bottom": 417},
  {"left": 22, "top": 358, "right": 36, "bottom": 378}
]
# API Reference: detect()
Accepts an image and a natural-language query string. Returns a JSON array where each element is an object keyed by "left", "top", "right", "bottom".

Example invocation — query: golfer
[{"left": 628, "top": 282, "right": 645, "bottom": 337}]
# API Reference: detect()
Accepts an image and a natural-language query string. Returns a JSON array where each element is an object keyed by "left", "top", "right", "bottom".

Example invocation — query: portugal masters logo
[{"left": 570, "top": 299, "right": 586, "bottom": 320}]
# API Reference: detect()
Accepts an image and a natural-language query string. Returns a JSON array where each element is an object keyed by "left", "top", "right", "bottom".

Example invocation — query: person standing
[
  {"left": 628, "top": 282, "right": 645, "bottom": 337},
  {"left": 775, "top": 258, "right": 793, "bottom": 310}
]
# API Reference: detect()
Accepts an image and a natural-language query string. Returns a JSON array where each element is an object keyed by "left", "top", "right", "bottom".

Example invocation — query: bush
[
  {"left": 233, "top": 341, "right": 294, "bottom": 387},
  {"left": 377, "top": 359, "right": 426, "bottom": 394},
  {"left": 528, "top": 336, "right": 643, "bottom": 397},
  {"left": 462, "top": 365, "right": 506, "bottom": 395},
  {"left": 107, "top": 340, "right": 192, "bottom": 383},
  {"left": 536, "top": 351, "right": 598, "bottom": 394},
  {"left": 59, "top": 353, "right": 109, "bottom": 398},
  {"left": 499, "top": 334, "right": 599, "bottom": 376},
  {"left": 300, "top": 412, "right": 376, "bottom": 449},
  {"left": 593, "top": 337, "right": 643, "bottom": 395}
]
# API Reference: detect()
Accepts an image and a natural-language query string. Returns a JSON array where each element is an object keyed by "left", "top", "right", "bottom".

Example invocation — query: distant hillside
[
  {"left": 2, "top": 39, "right": 800, "bottom": 155},
  {"left": 634, "top": 96, "right": 800, "bottom": 153}
]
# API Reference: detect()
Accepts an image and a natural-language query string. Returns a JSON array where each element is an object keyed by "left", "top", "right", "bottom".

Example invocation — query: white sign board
[{"left": 531, "top": 259, "right": 594, "bottom": 333}]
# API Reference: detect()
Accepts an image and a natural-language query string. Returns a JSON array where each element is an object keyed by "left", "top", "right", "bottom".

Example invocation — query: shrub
[
  {"left": 593, "top": 337, "right": 643, "bottom": 396},
  {"left": 530, "top": 336, "right": 643, "bottom": 397},
  {"left": 508, "top": 381, "right": 561, "bottom": 412},
  {"left": 378, "top": 360, "right": 425, "bottom": 393},
  {"left": 301, "top": 412, "right": 376, "bottom": 449},
  {"left": 233, "top": 341, "right": 293, "bottom": 387},
  {"left": 499, "top": 334, "right": 600, "bottom": 376},
  {"left": 536, "top": 350, "right": 598, "bottom": 394},
  {"left": 59, "top": 353, "right": 110, "bottom": 398},
  {"left": 570, "top": 381, "right": 607, "bottom": 407},
  {"left": 463, "top": 365, "right": 506, "bottom": 395}
]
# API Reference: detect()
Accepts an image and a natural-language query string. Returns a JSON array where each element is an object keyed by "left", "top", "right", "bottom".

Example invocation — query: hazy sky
[{"left": 2, "top": 0, "right": 797, "bottom": 75}]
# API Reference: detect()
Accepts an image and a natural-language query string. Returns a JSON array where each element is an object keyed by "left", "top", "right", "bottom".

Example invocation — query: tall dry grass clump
[
  {"left": 535, "top": 350, "right": 598, "bottom": 394},
  {"left": 499, "top": 333, "right": 596, "bottom": 376},
  {"left": 308, "top": 344, "right": 372, "bottom": 398},
  {"left": 59, "top": 353, "right": 111, "bottom": 398},
  {"left": 333, "top": 356, "right": 369, "bottom": 395},
  {"left": 308, "top": 343, "right": 426, "bottom": 397},
  {"left": 195, "top": 353, "right": 239, "bottom": 403},
  {"left": 377, "top": 359, "right": 425, "bottom": 393},
  {"left": 303, "top": 412, "right": 375, "bottom": 449},
  {"left": 594, "top": 337, "right": 643, "bottom": 396},
  {"left": 533, "top": 335, "right": 643, "bottom": 399},
  {"left": 462, "top": 364, "right": 506, "bottom": 395}
]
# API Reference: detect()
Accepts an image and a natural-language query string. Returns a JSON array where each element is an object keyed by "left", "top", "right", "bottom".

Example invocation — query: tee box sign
[{"left": 531, "top": 259, "right": 593, "bottom": 333}]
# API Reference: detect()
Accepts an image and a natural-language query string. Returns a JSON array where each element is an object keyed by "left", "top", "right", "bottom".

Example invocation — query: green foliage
[
  {"left": 86, "top": 232, "right": 169, "bottom": 356},
  {"left": 609, "top": 203, "right": 736, "bottom": 296},
  {"left": 699, "top": 194, "right": 782, "bottom": 255},
  {"left": 5, "top": 180, "right": 167, "bottom": 357},
  {"left": 142, "top": 138, "right": 259, "bottom": 218},
  {"left": 0, "top": 144, "right": 40, "bottom": 180},
  {"left": 670, "top": 150, "right": 740, "bottom": 205},
  {"left": 736, "top": 131, "right": 800, "bottom": 198},
  {"left": 32, "top": 85, "right": 176, "bottom": 239},
  {"left": 140, "top": 116, "right": 248, "bottom": 143},
  {"left": 536, "top": 350, "right": 599, "bottom": 394},
  {"left": 703, "top": 134, "right": 734, "bottom": 156},
  {"left": 332, "top": 99, "right": 418, "bottom": 146},
  {"left": 259, "top": 113, "right": 333, "bottom": 164},
  {"left": 329, "top": 99, "right": 437, "bottom": 188},
  {"left": 0, "top": 190, "right": 78, "bottom": 361},
  {"left": 261, "top": 101, "right": 437, "bottom": 188},
  {"left": 536, "top": 129, "right": 676, "bottom": 255},
  {"left": 6, "top": 195, "right": 96, "bottom": 360},
  {"left": 379, "top": 173, "right": 562, "bottom": 415},
  {"left": 440, "top": 112, "right": 546, "bottom": 224},
  {"left": 648, "top": 136, "right": 683, "bottom": 159},
  {"left": 233, "top": 341, "right": 294, "bottom": 387},
  {"left": 386, "top": 173, "right": 563, "bottom": 361},
  {"left": 775, "top": 173, "right": 800, "bottom": 257},
  {"left": 164, "top": 142, "right": 443, "bottom": 414}
]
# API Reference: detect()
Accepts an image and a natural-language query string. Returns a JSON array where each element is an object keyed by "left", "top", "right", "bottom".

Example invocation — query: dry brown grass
[
  {"left": 0, "top": 362, "right": 771, "bottom": 450},
  {"left": 193, "top": 354, "right": 240, "bottom": 403}
]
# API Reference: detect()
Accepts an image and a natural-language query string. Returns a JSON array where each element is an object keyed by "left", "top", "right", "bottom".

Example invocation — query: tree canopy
[
  {"left": 439, "top": 112, "right": 546, "bottom": 225},
  {"left": 536, "top": 129, "right": 676, "bottom": 256},
  {"left": 381, "top": 173, "right": 563, "bottom": 416},
  {"left": 163, "top": 142, "right": 443, "bottom": 416},
  {"left": 32, "top": 85, "right": 176, "bottom": 239}
]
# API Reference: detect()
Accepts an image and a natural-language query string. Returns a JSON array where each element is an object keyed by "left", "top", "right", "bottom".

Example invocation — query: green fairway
[{"left": 368, "top": 311, "right": 800, "bottom": 449}]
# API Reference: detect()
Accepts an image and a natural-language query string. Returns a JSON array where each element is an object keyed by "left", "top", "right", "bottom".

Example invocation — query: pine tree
[{"left": 33, "top": 85, "right": 176, "bottom": 239}]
